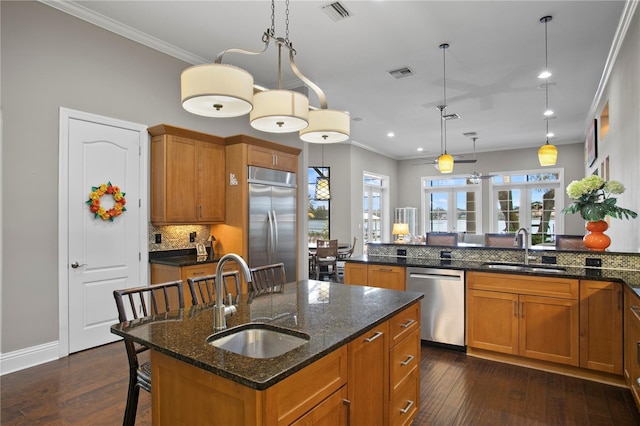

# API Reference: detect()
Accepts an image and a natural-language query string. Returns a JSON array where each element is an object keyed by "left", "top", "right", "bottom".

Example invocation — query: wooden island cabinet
[{"left": 344, "top": 263, "right": 406, "bottom": 291}]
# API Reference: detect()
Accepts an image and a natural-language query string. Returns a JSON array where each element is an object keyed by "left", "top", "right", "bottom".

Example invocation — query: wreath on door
[{"left": 86, "top": 182, "right": 127, "bottom": 221}]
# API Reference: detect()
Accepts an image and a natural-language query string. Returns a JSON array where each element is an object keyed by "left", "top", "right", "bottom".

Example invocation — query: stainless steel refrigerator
[{"left": 248, "top": 166, "right": 297, "bottom": 280}]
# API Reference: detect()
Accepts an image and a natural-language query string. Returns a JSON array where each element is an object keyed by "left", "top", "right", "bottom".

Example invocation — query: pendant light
[
  {"left": 437, "top": 43, "right": 454, "bottom": 174},
  {"left": 315, "top": 145, "right": 331, "bottom": 200},
  {"left": 181, "top": 0, "right": 349, "bottom": 141},
  {"left": 537, "top": 15, "right": 558, "bottom": 166}
]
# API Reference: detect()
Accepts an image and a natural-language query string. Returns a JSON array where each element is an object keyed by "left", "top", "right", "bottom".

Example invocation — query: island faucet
[
  {"left": 214, "top": 253, "right": 252, "bottom": 331},
  {"left": 515, "top": 227, "right": 530, "bottom": 265}
]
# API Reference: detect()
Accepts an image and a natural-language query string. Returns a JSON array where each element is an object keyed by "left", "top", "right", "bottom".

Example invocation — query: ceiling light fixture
[
  {"left": 181, "top": 0, "right": 349, "bottom": 142},
  {"left": 537, "top": 15, "right": 558, "bottom": 166},
  {"left": 315, "top": 145, "right": 331, "bottom": 200},
  {"left": 437, "top": 43, "right": 455, "bottom": 174}
]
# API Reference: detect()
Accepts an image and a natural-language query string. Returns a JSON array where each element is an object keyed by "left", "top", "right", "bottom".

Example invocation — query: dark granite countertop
[
  {"left": 149, "top": 249, "right": 221, "bottom": 267},
  {"left": 111, "top": 280, "right": 423, "bottom": 390},
  {"left": 346, "top": 255, "right": 640, "bottom": 297}
]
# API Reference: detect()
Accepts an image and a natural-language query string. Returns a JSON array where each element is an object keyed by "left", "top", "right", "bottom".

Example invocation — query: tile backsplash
[{"left": 148, "top": 223, "right": 212, "bottom": 252}]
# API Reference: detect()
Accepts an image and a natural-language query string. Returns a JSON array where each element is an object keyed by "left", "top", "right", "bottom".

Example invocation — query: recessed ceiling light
[
  {"left": 417, "top": 147, "right": 424, "bottom": 152},
  {"left": 387, "top": 132, "right": 395, "bottom": 137},
  {"left": 546, "top": 131, "right": 555, "bottom": 138},
  {"left": 544, "top": 109, "right": 554, "bottom": 116}
]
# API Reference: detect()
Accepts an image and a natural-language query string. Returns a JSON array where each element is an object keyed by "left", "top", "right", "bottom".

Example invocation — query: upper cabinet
[
  {"left": 149, "top": 124, "right": 225, "bottom": 225},
  {"left": 227, "top": 134, "right": 299, "bottom": 173}
]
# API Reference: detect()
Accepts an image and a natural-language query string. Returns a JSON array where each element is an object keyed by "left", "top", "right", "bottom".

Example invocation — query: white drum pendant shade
[
  {"left": 300, "top": 109, "right": 350, "bottom": 143},
  {"left": 250, "top": 90, "right": 309, "bottom": 133},
  {"left": 181, "top": 64, "right": 254, "bottom": 117}
]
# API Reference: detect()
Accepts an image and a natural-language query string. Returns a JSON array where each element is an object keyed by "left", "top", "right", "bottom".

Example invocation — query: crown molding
[{"left": 39, "top": 0, "right": 207, "bottom": 65}]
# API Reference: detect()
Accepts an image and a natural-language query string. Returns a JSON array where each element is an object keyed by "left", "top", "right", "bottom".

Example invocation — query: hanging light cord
[
  {"left": 544, "top": 17, "right": 551, "bottom": 144},
  {"left": 440, "top": 43, "right": 449, "bottom": 155}
]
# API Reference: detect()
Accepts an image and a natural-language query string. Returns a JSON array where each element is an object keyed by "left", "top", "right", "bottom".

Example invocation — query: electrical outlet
[
  {"left": 541, "top": 255, "right": 557, "bottom": 264},
  {"left": 585, "top": 258, "right": 602, "bottom": 268},
  {"left": 189, "top": 232, "right": 196, "bottom": 243},
  {"left": 397, "top": 249, "right": 407, "bottom": 257},
  {"left": 155, "top": 233, "right": 162, "bottom": 244},
  {"left": 440, "top": 251, "right": 452, "bottom": 259}
]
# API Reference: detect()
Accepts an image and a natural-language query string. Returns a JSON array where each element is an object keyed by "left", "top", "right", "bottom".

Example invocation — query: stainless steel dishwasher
[{"left": 406, "top": 267, "right": 465, "bottom": 351}]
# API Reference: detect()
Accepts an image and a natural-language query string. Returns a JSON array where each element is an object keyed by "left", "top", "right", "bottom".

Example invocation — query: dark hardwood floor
[{"left": 2, "top": 341, "right": 639, "bottom": 425}]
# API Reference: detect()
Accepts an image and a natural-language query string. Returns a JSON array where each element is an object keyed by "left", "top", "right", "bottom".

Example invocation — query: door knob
[{"left": 71, "top": 262, "right": 86, "bottom": 269}]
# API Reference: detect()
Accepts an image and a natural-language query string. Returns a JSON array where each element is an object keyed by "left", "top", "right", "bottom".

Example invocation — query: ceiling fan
[
  {"left": 466, "top": 136, "right": 496, "bottom": 183},
  {"left": 412, "top": 154, "right": 477, "bottom": 166}
]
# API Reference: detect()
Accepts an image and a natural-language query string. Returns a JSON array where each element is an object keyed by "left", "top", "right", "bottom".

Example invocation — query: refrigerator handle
[
  {"left": 272, "top": 210, "right": 279, "bottom": 262},
  {"left": 266, "top": 210, "right": 273, "bottom": 262}
]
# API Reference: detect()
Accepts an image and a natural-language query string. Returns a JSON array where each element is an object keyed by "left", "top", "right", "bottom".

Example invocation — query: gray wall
[
  {"left": 396, "top": 143, "right": 587, "bottom": 236},
  {"left": 2, "top": 1, "right": 640, "bottom": 361},
  {"left": 0, "top": 2, "right": 302, "bottom": 354}
]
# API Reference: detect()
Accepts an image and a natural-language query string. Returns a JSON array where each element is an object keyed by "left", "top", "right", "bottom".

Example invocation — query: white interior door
[{"left": 59, "top": 108, "right": 147, "bottom": 354}]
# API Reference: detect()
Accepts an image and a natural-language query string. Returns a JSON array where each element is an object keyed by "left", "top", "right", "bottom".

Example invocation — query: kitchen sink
[
  {"left": 482, "top": 262, "right": 567, "bottom": 274},
  {"left": 206, "top": 323, "right": 310, "bottom": 359}
]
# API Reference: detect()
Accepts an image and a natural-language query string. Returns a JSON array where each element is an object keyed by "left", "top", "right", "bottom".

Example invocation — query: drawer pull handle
[
  {"left": 364, "top": 331, "right": 383, "bottom": 342},
  {"left": 400, "top": 355, "right": 415, "bottom": 366},
  {"left": 342, "top": 399, "right": 351, "bottom": 426},
  {"left": 399, "top": 400, "right": 414, "bottom": 414},
  {"left": 637, "top": 342, "right": 640, "bottom": 366},
  {"left": 400, "top": 319, "right": 416, "bottom": 328}
]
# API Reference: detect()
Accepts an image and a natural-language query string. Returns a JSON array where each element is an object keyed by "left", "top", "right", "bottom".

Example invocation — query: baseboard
[{"left": 1, "top": 341, "right": 60, "bottom": 375}]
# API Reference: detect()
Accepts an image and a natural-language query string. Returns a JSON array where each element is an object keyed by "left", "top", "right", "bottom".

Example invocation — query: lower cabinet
[
  {"left": 151, "top": 302, "right": 420, "bottom": 425},
  {"left": 343, "top": 263, "right": 406, "bottom": 290},
  {"left": 150, "top": 263, "right": 216, "bottom": 306},
  {"left": 466, "top": 272, "right": 579, "bottom": 366},
  {"left": 624, "top": 286, "right": 640, "bottom": 407},
  {"left": 580, "top": 280, "right": 623, "bottom": 374}
]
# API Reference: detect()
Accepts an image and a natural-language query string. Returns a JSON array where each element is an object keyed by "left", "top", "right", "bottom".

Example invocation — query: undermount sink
[
  {"left": 207, "top": 323, "right": 310, "bottom": 359},
  {"left": 483, "top": 262, "right": 567, "bottom": 274}
]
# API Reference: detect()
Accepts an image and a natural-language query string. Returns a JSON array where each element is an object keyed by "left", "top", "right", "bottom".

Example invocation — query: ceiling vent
[
  {"left": 322, "top": 2, "right": 352, "bottom": 22},
  {"left": 388, "top": 67, "right": 415, "bottom": 79}
]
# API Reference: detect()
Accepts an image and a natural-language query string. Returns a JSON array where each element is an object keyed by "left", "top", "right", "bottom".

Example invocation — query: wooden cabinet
[
  {"left": 348, "top": 322, "right": 389, "bottom": 424},
  {"left": 248, "top": 144, "right": 298, "bottom": 172},
  {"left": 343, "top": 262, "right": 368, "bottom": 285},
  {"left": 150, "top": 302, "right": 420, "bottom": 425},
  {"left": 624, "top": 286, "right": 640, "bottom": 407},
  {"left": 579, "top": 280, "right": 623, "bottom": 374},
  {"left": 467, "top": 272, "right": 579, "bottom": 366},
  {"left": 388, "top": 302, "right": 420, "bottom": 426},
  {"left": 149, "top": 124, "right": 225, "bottom": 224},
  {"left": 210, "top": 135, "right": 300, "bottom": 268},
  {"left": 150, "top": 262, "right": 216, "bottom": 306},
  {"left": 343, "top": 263, "right": 406, "bottom": 290}
]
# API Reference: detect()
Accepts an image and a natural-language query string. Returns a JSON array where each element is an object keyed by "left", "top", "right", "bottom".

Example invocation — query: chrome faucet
[
  {"left": 214, "top": 253, "right": 252, "bottom": 331},
  {"left": 515, "top": 227, "right": 530, "bottom": 265}
]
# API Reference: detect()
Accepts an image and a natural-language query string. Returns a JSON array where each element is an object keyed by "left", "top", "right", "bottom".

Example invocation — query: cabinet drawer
[
  {"left": 389, "top": 368, "right": 419, "bottom": 426},
  {"left": 181, "top": 264, "right": 214, "bottom": 281},
  {"left": 389, "top": 302, "right": 420, "bottom": 347},
  {"left": 390, "top": 329, "right": 420, "bottom": 393},
  {"left": 467, "top": 271, "right": 578, "bottom": 299}
]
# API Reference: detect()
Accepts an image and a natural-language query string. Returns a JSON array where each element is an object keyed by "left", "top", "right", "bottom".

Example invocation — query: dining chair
[
  {"left": 249, "top": 262, "right": 287, "bottom": 291},
  {"left": 425, "top": 232, "right": 458, "bottom": 246},
  {"left": 187, "top": 270, "right": 241, "bottom": 305},
  {"left": 556, "top": 234, "right": 587, "bottom": 250},
  {"left": 485, "top": 233, "right": 523, "bottom": 248},
  {"left": 113, "top": 280, "right": 184, "bottom": 426},
  {"left": 336, "top": 237, "right": 357, "bottom": 281},
  {"left": 316, "top": 239, "right": 339, "bottom": 281}
]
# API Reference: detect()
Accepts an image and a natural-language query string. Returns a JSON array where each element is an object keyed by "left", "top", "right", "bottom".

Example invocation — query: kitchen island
[{"left": 111, "top": 280, "right": 423, "bottom": 425}]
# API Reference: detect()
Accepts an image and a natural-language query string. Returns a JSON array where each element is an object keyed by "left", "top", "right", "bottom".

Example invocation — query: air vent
[
  {"left": 322, "top": 2, "right": 352, "bottom": 22},
  {"left": 388, "top": 67, "right": 414, "bottom": 79}
]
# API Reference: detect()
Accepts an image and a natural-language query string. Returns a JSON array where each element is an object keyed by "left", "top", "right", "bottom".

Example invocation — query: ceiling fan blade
[{"left": 455, "top": 159, "right": 478, "bottom": 164}]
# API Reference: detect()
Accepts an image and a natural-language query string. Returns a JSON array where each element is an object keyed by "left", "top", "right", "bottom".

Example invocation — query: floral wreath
[{"left": 86, "top": 182, "right": 127, "bottom": 221}]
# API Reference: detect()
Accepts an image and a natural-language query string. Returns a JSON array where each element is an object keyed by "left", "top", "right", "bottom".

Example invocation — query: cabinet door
[
  {"left": 519, "top": 295, "right": 579, "bottom": 366},
  {"left": 247, "top": 145, "right": 297, "bottom": 172},
  {"left": 197, "top": 141, "right": 225, "bottom": 222},
  {"left": 348, "top": 322, "right": 389, "bottom": 425},
  {"left": 368, "top": 265, "right": 405, "bottom": 290},
  {"left": 625, "top": 289, "right": 640, "bottom": 407},
  {"left": 343, "top": 263, "right": 367, "bottom": 286},
  {"left": 165, "top": 136, "right": 198, "bottom": 222},
  {"left": 466, "top": 289, "right": 518, "bottom": 354},
  {"left": 290, "top": 385, "right": 348, "bottom": 426},
  {"left": 580, "top": 280, "right": 623, "bottom": 374}
]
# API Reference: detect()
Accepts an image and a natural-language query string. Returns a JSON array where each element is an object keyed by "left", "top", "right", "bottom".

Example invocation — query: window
[
  {"left": 422, "top": 175, "right": 482, "bottom": 235},
  {"left": 363, "top": 172, "right": 388, "bottom": 246},
  {"left": 490, "top": 169, "right": 564, "bottom": 246},
  {"left": 308, "top": 167, "right": 330, "bottom": 242}
]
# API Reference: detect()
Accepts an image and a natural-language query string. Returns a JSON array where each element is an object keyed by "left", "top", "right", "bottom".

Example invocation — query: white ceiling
[{"left": 49, "top": 1, "right": 626, "bottom": 160}]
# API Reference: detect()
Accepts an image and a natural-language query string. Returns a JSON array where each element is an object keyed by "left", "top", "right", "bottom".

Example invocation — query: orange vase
[{"left": 583, "top": 220, "right": 611, "bottom": 251}]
